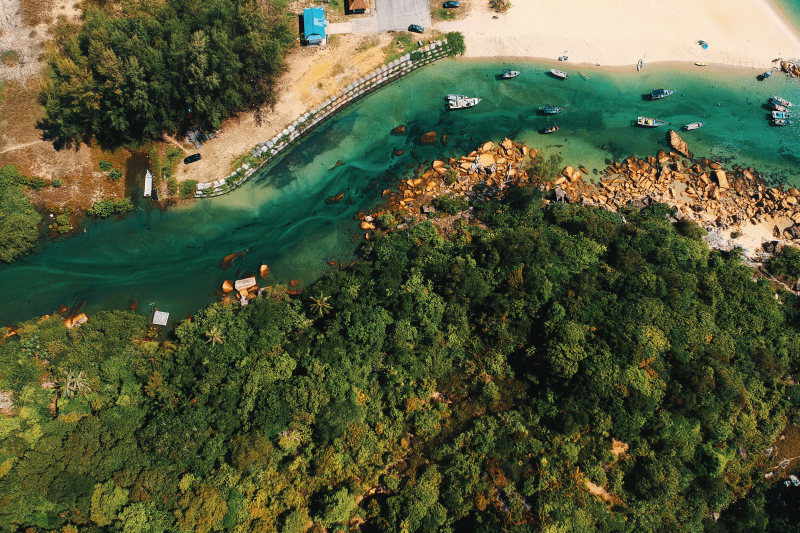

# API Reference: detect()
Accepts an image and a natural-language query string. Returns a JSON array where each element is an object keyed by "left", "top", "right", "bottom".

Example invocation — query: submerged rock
[
  {"left": 419, "top": 131, "right": 437, "bottom": 145},
  {"left": 391, "top": 125, "right": 407, "bottom": 135}
]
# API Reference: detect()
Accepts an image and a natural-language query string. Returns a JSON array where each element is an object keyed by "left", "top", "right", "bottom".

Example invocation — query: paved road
[{"left": 376, "top": 0, "right": 431, "bottom": 31}]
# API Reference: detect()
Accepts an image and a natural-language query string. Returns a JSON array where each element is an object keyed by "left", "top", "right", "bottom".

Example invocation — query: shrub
[
  {"left": 47, "top": 206, "right": 72, "bottom": 234},
  {"left": 166, "top": 177, "right": 178, "bottom": 197},
  {"left": 376, "top": 212, "right": 396, "bottom": 230},
  {"left": 99, "top": 160, "right": 113, "bottom": 172},
  {"left": 524, "top": 152, "right": 564, "bottom": 182},
  {"left": 432, "top": 194, "right": 469, "bottom": 215},
  {"left": 0, "top": 164, "right": 41, "bottom": 262},
  {"left": 1, "top": 50, "right": 20, "bottom": 67},
  {"left": 52, "top": 179, "right": 63, "bottom": 188},
  {"left": 443, "top": 168, "right": 458, "bottom": 186},
  {"left": 87, "top": 198, "right": 134, "bottom": 218},
  {"left": 769, "top": 245, "right": 800, "bottom": 283},
  {"left": 108, "top": 169, "right": 123, "bottom": 180},
  {"left": 445, "top": 32, "right": 465, "bottom": 55},
  {"left": 179, "top": 180, "right": 197, "bottom": 199}
]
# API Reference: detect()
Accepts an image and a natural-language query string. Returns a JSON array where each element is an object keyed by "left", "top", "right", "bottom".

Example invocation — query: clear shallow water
[
  {"left": 1, "top": 59, "right": 799, "bottom": 324},
  {"left": 776, "top": 0, "right": 800, "bottom": 30}
]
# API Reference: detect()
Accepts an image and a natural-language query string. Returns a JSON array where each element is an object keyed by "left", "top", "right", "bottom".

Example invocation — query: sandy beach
[{"left": 436, "top": 0, "right": 800, "bottom": 68}]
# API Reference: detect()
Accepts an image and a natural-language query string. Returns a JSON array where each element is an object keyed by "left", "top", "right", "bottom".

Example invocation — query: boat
[
  {"left": 143, "top": 169, "right": 153, "bottom": 197},
  {"left": 541, "top": 125, "right": 560, "bottom": 134},
  {"left": 539, "top": 104, "right": 563, "bottom": 114},
  {"left": 448, "top": 96, "right": 482, "bottom": 110},
  {"left": 637, "top": 59, "right": 643, "bottom": 71},
  {"left": 682, "top": 122, "right": 705, "bottom": 131},
  {"left": 773, "top": 118, "right": 792, "bottom": 126},
  {"left": 550, "top": 68, "right": 568, "bottom": 79},
  {"left": 772, "top": 111, "right": 791, "bottom": 119},
  {"left": 757, "top": 70, "right": 772, "bottom": 81},
  {"left": 649, "top": 89, "right": 675, "bottom": 100},
  {"left": 695, "top": 62, "right": 707, "bottom": 66},
  {"left": 769, "top": 96, "right": 793, "bottom": 107},
  {"left": 446, "top": 93, "right": 468, "bottom": 100},
  {"left": 637, "top": 116, "right": 666, "bottom": 127},
  {"left": 501, "top": 68, "right": 520, "bottom": 79},
  {"left": 768, "top": 102, "right": 789, "bottom": 112}
]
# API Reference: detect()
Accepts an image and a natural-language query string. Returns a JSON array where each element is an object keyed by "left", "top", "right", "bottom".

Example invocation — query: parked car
[
  {"left": 443, "top": 1, "right": 460, "bottom": 7},
  {"left": 408, "top": 24, "right": 424, "bottom": 33},
  {"left": 184, "top": 153, "right": 202, "bottom": 164}
]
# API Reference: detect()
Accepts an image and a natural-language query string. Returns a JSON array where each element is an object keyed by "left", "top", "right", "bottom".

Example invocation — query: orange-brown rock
[
  {"left": 222, "top": 280, "right": 234, "bottom": 293},
  {"left": 420, "top": 131, "right": 437, "bottom": 145},
  {"left": 668, "top": 130, "right": 693, "bottom": 159},
  {"left": 260, "top": 264, "right": 270, "bottom": 278}
]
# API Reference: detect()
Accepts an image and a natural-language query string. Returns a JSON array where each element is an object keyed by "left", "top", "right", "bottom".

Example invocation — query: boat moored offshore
[
  {"left": 770, "top": 96, "right": 793, "bottom": 107},
  {"left": 649, "top": 89, "right": 675, "bottom": 100},
  {"left": 541, "top": 125, "right": 560, "bottom": 134},
  {"left": 773, "top": 118, "right": 792, "bottom": 126},
  {"left": 448, "top": 96, "right": 482, "bottom": 110},
  {"left": 772, "top": 111, "right": 791, "bottom": 119},
  {"left": 550, "top": 68, "right": 569, "bottom": 79},
  {"left": 682, "top": 122, "right": 705, "bottom": 131},
  {"left": 637, "top": 116, "right": 666, "bottom": 127},
  {"left": 501, "top": 68, "right": 520, "bottom": 79},
  {"left": 539, "top": 104, "right": 563, "bottom": 114}
]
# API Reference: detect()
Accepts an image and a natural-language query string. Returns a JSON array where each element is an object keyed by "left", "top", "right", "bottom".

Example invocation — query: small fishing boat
[
  {"left": 649, "top": 88, "right": 675, "bottom": 100},
  {"left": 683, "top": 122, "right": 705, "bottom": 131},
  {"left": 637, "top": 116, "right": 666, "bottom": 127},
  {"left": 446, "top": 93, "right": 468, "bottom": 100},
  {"left": 637, "top": 59, "right": 643, "bottom": 71},
  {"left": 501, "top": 68, "right": 520, "bottom": 79},
  {"left": 550, "top": 68, "right": 569, "bottom": 79},
  {"left": 757, "top": 70, "right": 772, "bottom": 81},
  {"left": 448, "top": 96, "right": 482, "bottom": 110},
  {"left": 695, "top": 62, "right": 707, "bottom": 67},
  {"left": 772, "top": 111, "right": 791, "bottom": 119},
  {"left": 539, "top": 104, "right": 563, "bottom": 114},
  {"left": 770, "top": 96, "right": 793, "bottom": 107},
  {"left": 773, "top": 118, "right": 792, "bottom": 126},
  {"left": 541, "top": 125, "right": 560, "bottom": 134}
]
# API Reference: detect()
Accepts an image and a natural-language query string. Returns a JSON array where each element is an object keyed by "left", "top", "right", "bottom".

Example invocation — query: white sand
[{"left": 436, "top": 0, "right": 800, "bottom": 68}]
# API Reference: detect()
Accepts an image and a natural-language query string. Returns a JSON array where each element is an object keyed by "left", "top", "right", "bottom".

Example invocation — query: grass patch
[
  {"left": 1, "top": 51, "right": 20, "bottom": 67},
  {"left": 383, "top": 33, "right": 416, "bottom": 62},
  {"left": 436, "top": 8, "right": 456, "bottom": 19}
]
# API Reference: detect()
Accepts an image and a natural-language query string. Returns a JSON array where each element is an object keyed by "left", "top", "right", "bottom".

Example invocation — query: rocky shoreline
[{"left": 359, "top": 133, "right": 800, "bottom": 273}]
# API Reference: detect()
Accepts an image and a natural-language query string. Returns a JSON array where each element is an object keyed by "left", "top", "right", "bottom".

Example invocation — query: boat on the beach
[
  {"left": 501, "top": 68, "right": 520, "bottom": 79},
  {"left": 770, "top": 96, "right": 793, "bottom": 107},
  {"left": 773, "top": 118, "right": 792, "bottom": 126},
  {"left": 637, "top": 59, "right": 643, "bottom": 71},
  {"left": 695, "top": 62, "right": 707, "bottom": 67},
  {"left": 772, "top": 111, "right": 791, "bottom": 120},
  {"left": 448, "top": 96, "right": 482, "bottom": 110},
  {"left": 541, "top": 125, "right": 560, "bottom": 134},
  {"left": 636, "top": 116, "right": 666, "bottom": 127},
  {"left": 757, "top": 70, "right": 772, "bottom": 81},
  {"left": 539, "top": 104, "right": 563, "bottom": 114},
  {"left": 649, "top": 88, "right": 675, "bottom": 100},
  {"left": 683, "top": 122, "right": 705, "bottom": 131},
  {"left": 550, "top": 68, "right": 569, "bottom": 79}
]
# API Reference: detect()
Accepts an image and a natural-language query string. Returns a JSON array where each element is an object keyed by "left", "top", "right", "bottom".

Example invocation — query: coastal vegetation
[
  {"left": 0, "top": 164, "right": 41, "bottom": 262},
  {"left": 1, "top": 191, "right": 798, "bottom": 530},
  {"left": 37, "top": 0, "right": 296, "bottom": 149},
  {"left": 87, "top": 198, "right": 134, "bottom": 218}
]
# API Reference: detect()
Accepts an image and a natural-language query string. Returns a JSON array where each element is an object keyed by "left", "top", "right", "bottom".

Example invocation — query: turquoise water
[
  {"left": 1, "top": 60, "right": 799, "bottom": 324},
  {"left": 776, "top": 0, "right": 800, "bottom": 30}
]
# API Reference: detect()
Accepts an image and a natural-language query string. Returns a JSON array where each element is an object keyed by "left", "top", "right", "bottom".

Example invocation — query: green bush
[
  {"left": 432, "top": 194, "right": 469, "bottom": 215},
  {"left": 443, "top": 168, "right": 458, "bottom": 186},
  {"left": 0, "top": 164, "right": 41, "bottom": 262},
  {"left": 524, "top": 152, "right": 564, "bottom": 182},
  {"left": 52, "top": 179, "right": 63, "bottom": 188},
  {"left": 179, "top": 180, "right": 197, "bottom": 199},
  {"left": 99, "top": 160, "right": 113, "bottom": 172},
  {"left": 166, "top": 176, "right": 178, "bottom": 197},
  {"left": 445, "top": 32, "right": 466, "bottom": 55},
  {"left": 375, "top": 212, "right": 396, "bottom": 229},
  {"left": 87, "top": 198, "right": 134, "bottom": 218},
  {"left": 48, "top": 209, "right": 73, "bottom": 235},
  {"left": 769, "top": 245, "right": 800, "bottom": 283},
  {"left": 108, "top": 169, "right": 123, "bottom": 180}
]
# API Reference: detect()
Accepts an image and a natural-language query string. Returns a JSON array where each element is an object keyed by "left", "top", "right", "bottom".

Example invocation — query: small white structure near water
[
  {"left": 152, "top": 310, "right": 169, "bottom": 326},
  {"left": 143, "top": 170, "right": 153, "bottom": 197}
]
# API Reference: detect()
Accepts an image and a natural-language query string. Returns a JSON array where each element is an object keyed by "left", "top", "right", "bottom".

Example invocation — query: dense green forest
[
  {"left": 1, "top": 190, "right": 799, "bottom": 531},
  {"left": 37, "top": 0, "right": 296, "bottom": 149},
  {"left": 0, "top": 164, "right": 41, "bottom": 263}
]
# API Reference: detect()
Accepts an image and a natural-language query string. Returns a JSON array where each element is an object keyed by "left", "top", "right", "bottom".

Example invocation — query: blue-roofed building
[{"left": 303, "top": 7, "right": 327, "bottom": 45}]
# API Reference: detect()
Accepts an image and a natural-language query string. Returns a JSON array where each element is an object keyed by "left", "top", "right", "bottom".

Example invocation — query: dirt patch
[{"left": 611, "top": 438, "right": 629, "bottom": 457}]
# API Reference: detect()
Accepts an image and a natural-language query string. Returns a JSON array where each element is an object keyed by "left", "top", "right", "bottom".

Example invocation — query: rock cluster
[
  {"left": 359, "top": 138, "right": 534, "bottom": 230},
  {"left": 780, "top": 60, "right": 800, "bottom": 78}
]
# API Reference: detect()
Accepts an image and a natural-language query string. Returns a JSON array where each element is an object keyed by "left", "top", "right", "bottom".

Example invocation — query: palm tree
[
  {"left": 205, "top": 326, "right": 225, "bottom": 345},
  {"left": 59, "top": 369, "right": 89, "bottom": 399},
  {"left": 309, "top": 293, "right": 333, "bottom": 316}
]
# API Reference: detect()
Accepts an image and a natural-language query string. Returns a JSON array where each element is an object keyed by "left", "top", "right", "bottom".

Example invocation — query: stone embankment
[
  {"left": 194, "top": 40, "right": 453, "bottom": 198},
  {"left": 360, "top": 132, "right": 800, "bottom": 258}
]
